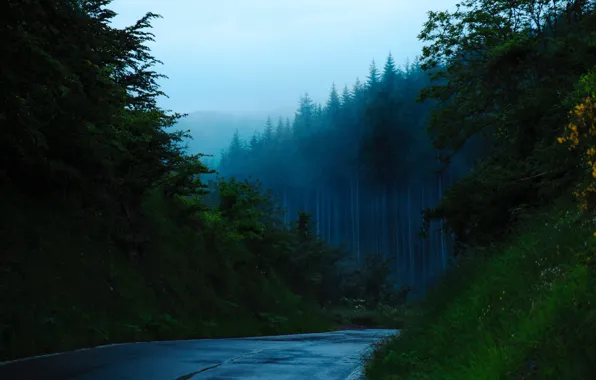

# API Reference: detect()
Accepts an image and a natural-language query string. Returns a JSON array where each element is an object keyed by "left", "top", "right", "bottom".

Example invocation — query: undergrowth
[
  {"left": 365, "top": 198, "right": 596, "bottom": 379},
  {"left": 0, "top": 188, "right": 331, "bottom": 361}
]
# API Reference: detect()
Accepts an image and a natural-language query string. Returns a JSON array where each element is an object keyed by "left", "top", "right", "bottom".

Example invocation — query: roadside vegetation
[{"left": 366, "top": 199, "right": 596, "bottom": 379}]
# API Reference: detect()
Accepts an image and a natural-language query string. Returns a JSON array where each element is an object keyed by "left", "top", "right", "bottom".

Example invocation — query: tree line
[{"left": 217, "top": 56, "right": 479, "bottom": 295}]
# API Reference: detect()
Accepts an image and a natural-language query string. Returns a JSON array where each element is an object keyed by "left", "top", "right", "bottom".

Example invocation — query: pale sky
[{"left": 109, "top": 0, "right": 456, "bottom": 114}]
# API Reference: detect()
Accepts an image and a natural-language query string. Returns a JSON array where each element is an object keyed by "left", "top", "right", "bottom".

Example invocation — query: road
[{"left": 0, "top": 329, "right": 397, "bottom": 380}]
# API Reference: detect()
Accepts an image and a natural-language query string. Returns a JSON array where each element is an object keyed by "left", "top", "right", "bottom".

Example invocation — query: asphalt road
[{"left": 0, "top": 329, "right": 397, "bottom": 380}]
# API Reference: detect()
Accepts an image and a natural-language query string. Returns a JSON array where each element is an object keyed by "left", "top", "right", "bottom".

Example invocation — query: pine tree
[
  {"left": 366, "top": 60, "right": 381, "bottom": 90},
  {"left": 354, "top": 77, "right": 363, "bottom": 92},
  {"left": 341, "top": 84, "right": 352, "bottom": 108},
  {"left": 293, "top": 93, "right": 315, "bottom": 138},
  {"left": 249, "top": 130, "right": 260, "bottom": 152},
  {"left": 263, "top": 116, "right": 274, "bottom": 144},
  {"left": 228, "top": 129, "right": 245, "bottom": 161},
  {"left": 382, "top": 52, "right": 398, "bottom": 90},
  {"left": 312, "top": 103, "right": 324, "bottom": 131},
  {"left": 275, "top": 117, "right": 285, "bottom": 141},
  {"left": 325, "top": 82, "right": 341, "bottom": 117},
  {"left": 284, "top": 117, "right": 292, "bottom": 138},
  {"left": 352, "top": 77, "right": 366, "bottom": 106}
]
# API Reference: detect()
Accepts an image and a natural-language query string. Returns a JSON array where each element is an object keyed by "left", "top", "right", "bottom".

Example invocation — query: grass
[
  {"left": 0, "top": 190, "right": 331, "bottom": 361},
  {"left": 365, "top": 197, "right": 596, "bottom": 379}
]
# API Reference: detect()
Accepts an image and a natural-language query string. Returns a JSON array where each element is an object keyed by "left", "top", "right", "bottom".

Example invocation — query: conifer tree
[
  {"left": 228, "top": 129, "right": 245, "bottom": 160},
  {"left": 293, "top": 94, "right": 316, "bottom": 138},
  {"left": 382, "top": 52, "right": 398, "bottom": 91},
  {"left": 366, "top": 60, "right": 381, "bottom": 91},
  {"left": 341, "top": 84, "right": 352, "bottom": 108},
  {"left": 325, "top": 82, "right": 341, "bottom": 121},
  {"left": 249, "top": 131, "right": 260, "bottom": 152},
  {"left": 263, "top": 116, "right": 274, "bottom": 144},
  {"left": 275, "top": 117, "right": 285, "bottom": 141}
]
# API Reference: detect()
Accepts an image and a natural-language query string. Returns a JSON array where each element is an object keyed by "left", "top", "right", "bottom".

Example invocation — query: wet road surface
[{"left": 0, "top": 329, "right": 397, "bottom": 380}]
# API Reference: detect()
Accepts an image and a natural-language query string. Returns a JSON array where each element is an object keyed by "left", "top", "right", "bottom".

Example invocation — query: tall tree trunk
[
  {"left": 316, "top": 187, "right": 320, "bottom": 235},
  {"left": 351, "top": 177, "right": 357, "bottom": 261},
  {"left": 421, "top": 183, "right": 426, "bottom": 292},
  {"left": 283, "top": 187, "right": 288, "bottom": 225},
  {"left": 383, "top": 185, "right": 388, "bottom": 256},
  {"left": 407, "top": 183, "right": 413, "bottom": 286},
  {"left": 327, "top": 188, "right": 332, "bottom": 242},
  {"left": 333, "top": 194, "right": 341, "bottom": 245},
  {"left": 394, "top": 180, "right": 400, "bottom": 276},
  {"left": 356, "top": 172, "right": 361, "bottom": 264},
  {"left": 438, "top": 165, "right": 446, "bottom": 270}
]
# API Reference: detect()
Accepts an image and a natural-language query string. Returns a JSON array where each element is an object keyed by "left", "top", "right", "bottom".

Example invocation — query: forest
[
  {"left": 217, "top": 57, "right": 480, "bottom": 297},
  {"left": 2, "top": 0, "right": 596, "bottom": 378}
]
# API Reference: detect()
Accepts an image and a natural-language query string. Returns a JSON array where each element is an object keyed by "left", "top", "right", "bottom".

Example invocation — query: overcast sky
[{"left": 109, "top": 0, "right": 456, "bottom": 115}]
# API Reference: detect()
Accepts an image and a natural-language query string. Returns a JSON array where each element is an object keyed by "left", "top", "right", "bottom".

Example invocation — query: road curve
[{"left": 0, "top": 329, "right": 397, "bottom": 380}]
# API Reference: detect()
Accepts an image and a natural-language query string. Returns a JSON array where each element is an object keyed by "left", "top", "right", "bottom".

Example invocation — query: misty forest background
[{"left": 211, "top": 58, "right": 479, "bottom": 297}]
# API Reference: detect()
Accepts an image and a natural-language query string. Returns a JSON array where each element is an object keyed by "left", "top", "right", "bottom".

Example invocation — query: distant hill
[{"left": 172, "top": 107, "right": 295, "bottom": 166}]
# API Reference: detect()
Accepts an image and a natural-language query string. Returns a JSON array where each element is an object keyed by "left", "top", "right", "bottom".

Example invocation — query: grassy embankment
[{"left": 365, "top": 197, "right": 596, "bottom": 379}]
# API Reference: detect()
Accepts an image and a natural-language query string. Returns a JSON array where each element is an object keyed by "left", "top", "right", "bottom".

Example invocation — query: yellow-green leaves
[{"left": 558, "top": 70, "right": 596, "bottom": 216}]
